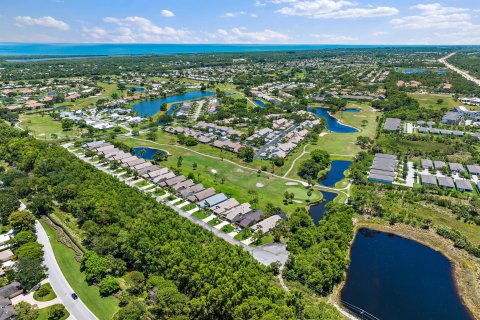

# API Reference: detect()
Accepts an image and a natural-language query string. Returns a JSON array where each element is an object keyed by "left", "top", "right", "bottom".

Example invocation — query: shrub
[{"left": 99, "top": 276, "right": 120, "bottom": 296}]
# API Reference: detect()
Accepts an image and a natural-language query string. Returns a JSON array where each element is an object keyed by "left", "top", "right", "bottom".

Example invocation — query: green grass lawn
[
  {"left": 250, "top": 234, "right": 274, "bottom": 246},
  {"left": 221, "top": 224, "right": 235, "bottom": 233},
  {"left": 207, "top": 217, "right": 222, "bottom": 226},
  {"left": 135, "top": 180, "right": 149, "bottom": 187},
  {"left": 182, "top": 203, "right": 197, "bottom": 211},
  {"left": 234, "top": 229, "right": 252, "bottom": 241},
  {"left": 37, "top": 304, "right": 70, "bottom": 320},
  {"left": 166, "top": 195, "right": 177, "bottom": 201},
  {"left": 192, "top": 210, "right": 211, "bottom": 220},
  {"left": 40, "top": 221, "right": 119, "bottom": 320},
  {"left": 154, "top": 189, "right": 166, "bottom": 196},
  {"left": 33, "top": 283, "right": 56, "bottom": 302},
  {"left": 284, "top": 186, "right": 322, "bottom": 202}
]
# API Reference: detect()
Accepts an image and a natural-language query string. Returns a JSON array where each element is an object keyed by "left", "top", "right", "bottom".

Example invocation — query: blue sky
[{"left": 1, "top": 0, "right": 479, "bottom": 44}]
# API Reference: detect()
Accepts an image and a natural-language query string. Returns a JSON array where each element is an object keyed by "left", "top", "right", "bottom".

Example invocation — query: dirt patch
[{"left": 236, "top": 168, "right": 244, "bottom": 173}]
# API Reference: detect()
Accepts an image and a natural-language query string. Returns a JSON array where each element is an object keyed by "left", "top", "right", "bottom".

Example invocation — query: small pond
[
  {"left": 309, "top": 191, "right": 337, "bottom": 225},
  {"left": 318, "top": 160, "right": 352, "bottom": 188},
  {"left": 132, "top": 147, "right": 168, "bottom": 161}
]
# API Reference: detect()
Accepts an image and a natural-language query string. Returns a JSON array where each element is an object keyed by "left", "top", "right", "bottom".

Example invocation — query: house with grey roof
[
  {"left": 368, "top": 153, "right": 397, "bottom": 184},
  {"left": 449, "top": 163, "right": 465, "bottom": 174},
  {"left": 438, "top": 176, "right": 455, "bottom": 188},
  {"left": 434, "top": 161, "right": 446, "bottom": 170},
  {"left": 252, "top": 215, "right": 282, "bottom": 234},
  {"left": 383, "top": 118, "right": 401, "bottom": 131},
  {"left": 455, "top": 179, "right": 473, "bottom": 192},
  {"left": 211, "top": 198, "right": 239, "bottom": 215},
  {"left": 466, "top": 165, "right": 480, "bottom": 176},
  {"left": 197, "top": 193, "right": 228, "bottom": 209},
  {"left": 442, "top": 112, "right": 462, "bottom": 125},
  {"left": 237, "top": 210, "right": 263, "bottom": 228},
  {"left": 420, "top": 174, "right": 437, "bottom": 186},
  {"left": 179, "top": 184, "right": 204, "bottom": 197},
  {"left": 173, "top": 179, "right": 194, "bottom": 191},
  {"left": 223, "top": 203, "right": 252, "bottom": 222},
  {"left": 188, "top": 188, "right": 216, "bottom": 202},
  {"left": 421, "top": 159, "right": 433, "bottom": 170}
]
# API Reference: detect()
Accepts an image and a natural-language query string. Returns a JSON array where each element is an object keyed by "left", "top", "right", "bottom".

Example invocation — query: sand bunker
[{"left": 256, "top": 183, "right": 264, "bottom": 188}]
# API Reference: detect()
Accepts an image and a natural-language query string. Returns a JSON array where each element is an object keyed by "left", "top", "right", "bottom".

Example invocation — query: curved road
[{"left": 36, "top": 221, "right": 98, "bottom": 320}]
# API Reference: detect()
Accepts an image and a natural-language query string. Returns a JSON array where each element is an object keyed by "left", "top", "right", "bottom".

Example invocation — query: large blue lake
[
  {"left": 131, "top": 91, "right": 215, "bottom": 117},
  {"left": 309, "top": 107, "right": 359, "bottom": 133},
  {"left": 342, "top": 228, "right": 472, "bottom": 320},
  {"left": 319, "top": 160, "right": 352, "bottom": 187}
]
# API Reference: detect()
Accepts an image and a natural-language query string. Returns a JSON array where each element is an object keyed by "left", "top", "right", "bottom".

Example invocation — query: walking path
[
  {"left": 440, "top": 53, "right": 480, "bottom": 86},
  {"left": 283, "top": 145, "right": 308, "bottom": 178}
]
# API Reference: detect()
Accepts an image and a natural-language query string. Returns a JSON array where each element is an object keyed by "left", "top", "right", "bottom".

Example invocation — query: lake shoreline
[
  {"left": 331, "top": 217, "right": 479, "bottom": 320},
  {"left": 310, "top": 106, "right": 360, "bottom": 133}
]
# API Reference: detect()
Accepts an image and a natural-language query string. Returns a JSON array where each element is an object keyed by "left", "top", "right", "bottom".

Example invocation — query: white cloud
[
  {"left": 221, "top": 11, "right": 257, "bottom": 18},
  {"left": 311, "top": 33, "right": 358, "bottom": 42},
  {"left": 14, "top": 16, "right": 69, "bottom": 30},
  {"left": 391, "top": 3, "right": 477, "bottom": 30},
  {"left": 254, "top": 0, "right": 267, "bottom": 6},
  {"left": 211, "top": 27, "right": 289, "bottom": 43},
  {"left": 82, "top": 16, "right": 190, "bottom": 43},
  {"left": 372, "top": 31, "right": 388, "bottom": 36},
  {"left": 276, "top": 0, "right": 398, "bottom": 19},
  {"left": 160, "top": 9, "right": 175, "bottom": 18}
]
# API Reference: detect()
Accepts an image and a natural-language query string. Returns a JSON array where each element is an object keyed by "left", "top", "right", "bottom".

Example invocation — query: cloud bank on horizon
[{"left": 1, "top": 0, "right": 479, "bottom": 45}]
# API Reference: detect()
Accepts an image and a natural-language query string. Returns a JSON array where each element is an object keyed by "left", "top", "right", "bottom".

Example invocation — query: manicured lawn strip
[
  {"left": 221, "top": 224, "right": 234, "bottom": 233},
  {"left": 135, "top": 180, "right": 149, "bottom": 187},
  {"left": 192, "top": 210, "right": 211, "bottom": 220},
  {"left": 40, "top": 221, "right": 119, "bottom": 320},
  {"left": 182, "top": 203, "right": 197, "bottom": 211},
  {"left": 207, "top": 217, "right": 222, "bottom": 226},
  {"left": 33, "top": 283, "right": 56, "bottom": 302},
  {"left": 37, "top": 305, "right": 70, "bottom": 320},
  {"left": 166, "top": 195, "right": 177, "bottom": 201},
  {"left": 234, "top": 230, "right": 252, "bottom": 241},
  {"left": 250, "top": 234, "right": 275, "bottom": 246},
  {"left": 154, "top": 189, "right": 166, "bottom": 196}
]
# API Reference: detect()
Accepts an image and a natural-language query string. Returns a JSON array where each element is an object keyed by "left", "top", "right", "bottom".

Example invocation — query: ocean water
[{"left": 0, "top": 43, "right": 449, "bottom": 57}]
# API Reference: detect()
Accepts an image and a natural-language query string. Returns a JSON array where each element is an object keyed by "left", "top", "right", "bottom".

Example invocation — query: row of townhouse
[{"left": 83, "top": 141, "right": 282, "bottom": 234}]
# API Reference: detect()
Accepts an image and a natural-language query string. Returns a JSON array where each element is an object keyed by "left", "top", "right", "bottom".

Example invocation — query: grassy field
[
  {"left": 19, "top": 114, "right": 81, "bottom": 139},
  {"left": 117, "top": 135, "right": 320, "bottom": 215},
  {"left": 40, "top": 221, "right": 119, "bottom": 320},
  {"left": 409, "top": 93, "right": 458, "bottom": 111}
]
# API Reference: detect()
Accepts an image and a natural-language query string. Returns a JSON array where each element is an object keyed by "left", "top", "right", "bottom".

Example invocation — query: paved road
[
  {"left": 440, "top": 52, "right": 480, "bottom": 86},
  {"left": 36, "top": 221, "right": 97, "bottom": 320},
  {"left": 254, "top": 124, "right": 298, "bottom": 159}
]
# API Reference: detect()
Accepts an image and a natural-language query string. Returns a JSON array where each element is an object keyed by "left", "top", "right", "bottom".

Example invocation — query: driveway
[{"left": 36, "top": 221, "right": 97, "bottom": 320}]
